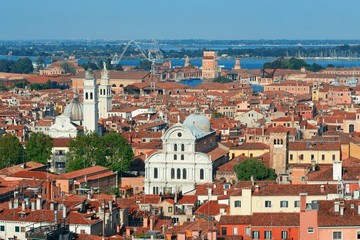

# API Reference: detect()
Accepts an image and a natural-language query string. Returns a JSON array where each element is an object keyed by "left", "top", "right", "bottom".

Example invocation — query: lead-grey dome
[
  {"left": 183, "top": 112, "right": 211, "bottom": 132},
  {"left": 63, "top": 93, "right": 83, "bottom": 121}
]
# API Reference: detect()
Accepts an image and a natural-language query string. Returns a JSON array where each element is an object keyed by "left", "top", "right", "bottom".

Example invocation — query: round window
[{"left": 177, "top": 132, "right": 182, "bottom": 137}]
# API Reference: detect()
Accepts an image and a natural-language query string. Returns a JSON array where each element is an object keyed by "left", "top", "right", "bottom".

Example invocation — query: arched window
[
  {"left": 277, "top": 139, "right": 280, "bottom": 145},
  {"left": 177, "top": 168, "right": 181, "bottom": 179},
  {"left": 181, "top": 144, "right": 185, "bottom": 151},
  {"left": 181, "top": 154, "right": 184, "bottom": 160},
  {"left": 183, "top": 169, "right": 187, "bottom": 179},
  {"left": 274, "top": 139, "right": 277, "bottom": 145},
  {"left": 85, "top": 92, "right": 88, "bottom": 100},
  {"left": 349, "top": 124, "right": 355, "bottom": 133},
  {"left": 171, "top": 168, "right": 175, "bottom": 179},
  {"left": 280, "top": 139, "right": 283, "bottom": 145},
  {"left": 154, "top": 168, "right": 158, "bottom": 179},
  {"left": 174, "top": 144, "right": 177, "bottom": 151},
  {"left": 174, "top": 155, "right": 177, "bottom": 160},
  {"left": 200, "top": 169, "right": 204, "bottom": 180},
  {"left": 90, "top": 92, "right": 93, "bottom": 99}
]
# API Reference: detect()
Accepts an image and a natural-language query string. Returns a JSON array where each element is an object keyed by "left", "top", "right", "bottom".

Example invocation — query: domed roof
[
  {"left": 63, "top": 93, "right": 83, "bottom": 121},
  {"left": 183, "top": 112, "right": 211, "bottom": 132}
]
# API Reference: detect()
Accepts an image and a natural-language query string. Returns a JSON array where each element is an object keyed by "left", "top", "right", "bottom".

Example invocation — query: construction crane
[
  {"left": 260, "top": 55, "right": 285, "bottom": 79},
  {"left": 111, "top": 40, "right": 148, "bottom": 65},
  {"left": 110, "top": 40, "right": 164, "bottom": 65}
]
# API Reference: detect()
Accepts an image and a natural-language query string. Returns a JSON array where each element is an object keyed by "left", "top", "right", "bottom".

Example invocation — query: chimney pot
[{"left": 320, "top": 185, "right": 325, "bottom": 193}]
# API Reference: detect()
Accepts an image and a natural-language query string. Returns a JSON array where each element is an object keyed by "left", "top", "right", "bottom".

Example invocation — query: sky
[{"left": 1, "top": 0, "right": 360, "bottom": 40}]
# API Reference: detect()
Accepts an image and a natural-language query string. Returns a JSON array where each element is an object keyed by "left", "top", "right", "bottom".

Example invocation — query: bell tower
[
  {"left": 83, "top": 69, "right": 99, "bottom": 134},
  {"left": 98, "top": 63, "right": 112, "bottom": 119}
]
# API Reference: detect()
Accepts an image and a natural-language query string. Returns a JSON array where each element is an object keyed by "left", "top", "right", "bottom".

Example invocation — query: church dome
[
  {"left": 63, "top": 93, "right": 83, "bottom": 121},
  {"left": 183, "top": 112, "right": 211, "bottom": 132}
]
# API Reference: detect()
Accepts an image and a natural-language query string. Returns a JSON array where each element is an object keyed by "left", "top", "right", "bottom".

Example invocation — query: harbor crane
[{"left": 260, "top": 55, "right": 285, "bottom": 79}]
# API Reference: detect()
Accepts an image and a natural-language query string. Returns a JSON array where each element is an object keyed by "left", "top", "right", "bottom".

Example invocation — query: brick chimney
[
  {"left": 125, "top": 227, "right": 131, "bottom": 238},
  {"left": 192, "top": 230, "right": 199, "bottom": 238},
  {"left": 207, "top": 230, "right": 217, "bottom": 240},
  {"left": 320, "top": 185, "right": 325, "bottom": 193},
  {"left": 149, "top": 216, "right": 154, "bottom": 231},
  {"left": 300, "top": 193, "right": 307, "bottom": 211},
  {"left": 177, "top": 232, "right": 186, "bottom": 240},
  {"left": 143, "top": 216, "right": 148, "bottom": 228}
]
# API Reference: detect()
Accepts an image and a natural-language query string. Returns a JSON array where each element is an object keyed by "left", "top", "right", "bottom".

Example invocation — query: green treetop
[
  {"left": 0, "top": 134, "right": 24, "bottom": 168},
  {"left": 25, "top": 132, "right": 53, "bottom": 164},
  {"left": 233, "top": 158, "right": 276, "bottom": 181}
]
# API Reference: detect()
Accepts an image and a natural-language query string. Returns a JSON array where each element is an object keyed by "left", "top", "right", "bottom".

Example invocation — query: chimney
[
  {"left": 320, "top": 185, "right": 325, "bottom": 193},
  {"left": 255, "top": 185, "right": 259, "bottom": 193},
  {"left": 21, "top": 201, "right": 26, "bottom": 211},
  {"left": 54, "top": 210, "right": 58, "bottom": 225},
  {"left": 333, "top": 161, "right": 342, "bottom": 181},
  {"left": 192, "top": 230, "right": 199, "bottom": 238},
  {"left": 50, "top": 201, "right": 55, "bottom": 211},
  {"left": 251, "top": 176, "right": 255, "bottom": 186},
  {"left": 13, "top": 198, "right": 19, "bottom": 209},
  {"left": 300, "top": 193, "right": 307, "bottom": 211},
  {"left": 36, "top": 197, "right": 42, "bottom": 210},
  {"left": 143, "top": 216, "right": 148, "bottom": 228},
  {"left": 207, "top": 230, "right": 217, "bottom": 240},
  {"left": 177, "top": 232, "right": 186, "bottom": 240},
  {"left": 207, "top": 187, "right": 212, "bottom": 197},
  {"left": 31, "top": 200, "right": 36, "bottom": 211},
  {"left": 8, "top": 199, "right": 13, "bottom": 209},
  {"left": 46, "top": 179, "right": 52, "bottom": 200},
  {"left": 358, "top": 205, "right": 360, "bottom": 215},
  {"left": 334, "top": 202, "right": 340, "bottom": 213},
  {"left": 125, "top": 227, "right": 131, "bottom": 238},
  {"left": 340, "top": 205, "right": 344, "bottom": 216},
  {"left": 149, "top": 216, "right": 154, "bottom": 231},
  {"left": 62, "top": 205, "right": 67, "bottom": 219},
  {"left": 109, "top": 201, "right": 113, "bottom": 213}
]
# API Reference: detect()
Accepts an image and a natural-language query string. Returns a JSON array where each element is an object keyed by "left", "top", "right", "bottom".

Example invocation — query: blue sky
[{"left": 1, "top": 0, "right": 360, "bottom": 40}]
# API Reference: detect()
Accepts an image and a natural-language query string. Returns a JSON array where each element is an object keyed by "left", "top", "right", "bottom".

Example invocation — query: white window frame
[
  {"left": 308, "top": 227, "right": 314, "bottom": 233},
  {"left": 265, "top": 200, "right": 272, "bottom": 208},
  {"left": 333, "top": 231, "right": 342, "bottom": 240},
  {"left": 280, "top": 200, "right": 288, "bottom": 208},
  {"left": 264, "top": 230, "right": 272, "bottom": 239}
]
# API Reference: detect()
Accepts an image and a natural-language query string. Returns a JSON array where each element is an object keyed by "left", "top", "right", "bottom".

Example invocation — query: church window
[
  {"left": 274, "top": 139, "right": 277, "bottom": 145},
  {"left": 154, "top": 168, "right": 158, "bottom": 179},
  {"left": 174, "top": 155, "right": 177, "bottom": 160},
  {"left": 85, "top": 92, "right": 88, "bottom": 99},
  {"left": 177, "top": 132, "right": 182, "bottom": 137},
  {"left": 181, "top": 154, "right": 184, "bottom": 160},
  {"left": 183, "top": 169, "right": 187, "bottom": 179},
  {"left": 177, "top": 169, "right": 181, "bottom": 179},
  {"left": 280, "top": 139, "right": 283, "bottom": 145},
  {"left": 171, "top": 168, "right": 175, "bottom": 179},
  {"left": 181, "top": 144, "right": 185, "bottom": 151},
  {"left": 200, "top": 169, "right": 204, "bottom": 180},
  {"left": 90, "top": 92, "right": 93, "bottom": 99},
  {"left": 174, "top": 144, "right": 177, "bottom": 151}
]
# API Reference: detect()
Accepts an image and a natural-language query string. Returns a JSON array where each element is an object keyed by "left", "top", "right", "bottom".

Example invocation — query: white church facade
[{"left": 144, "top": 112, "right": 217, "bottom": 194}]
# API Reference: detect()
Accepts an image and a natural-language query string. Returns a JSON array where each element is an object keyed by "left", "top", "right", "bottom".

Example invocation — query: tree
[
  {"left": 25, "top": 132, "right": 53, "bottom": 164},
  {"left": 0, "top": 59, "right": 15, "bottom": 72},
  {"left": 66, "top": 131, "right": 133, "bottom": 172},
  {"left": 211, "top": 112, "right": 224, "bottom": 118},
  {"left": 12, "top": 58, "right": 34, "bottom": 74},
  {"left": 0, "top": 134, "right": 24, "bottom": 168},
  {"left": 213, "top": 76, "right": 233, "bottom": 83},
  {"left": 60, "top": 62, "right": 76, "bottom": 74},
  {"left": 66, "top": 132, "right": 104, "bottom": 171},
  {"left": 233, "top": 158, "right": 276, "bottom": 181},
  {"left": 136, "top": 60, "right": 152, "bottom": 71},
  {"left": 102, "top": 131, "right": 133, "bottom": 172}
]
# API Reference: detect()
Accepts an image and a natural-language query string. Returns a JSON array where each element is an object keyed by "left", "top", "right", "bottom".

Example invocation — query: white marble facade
[{"left": 144, "top": 113, "right": 214, "bottom": 194}]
